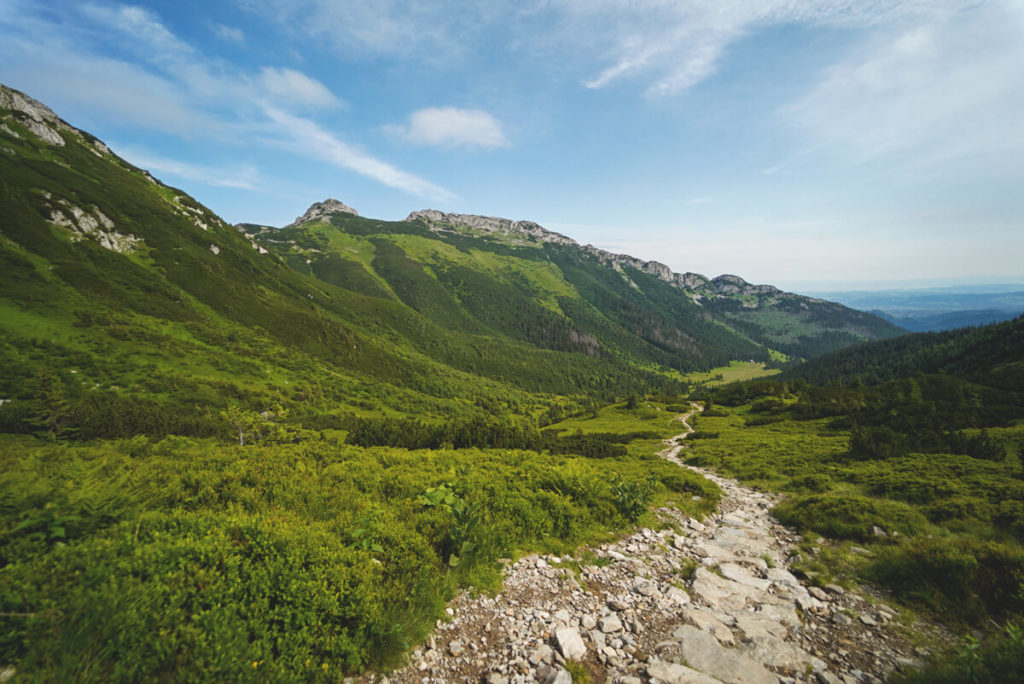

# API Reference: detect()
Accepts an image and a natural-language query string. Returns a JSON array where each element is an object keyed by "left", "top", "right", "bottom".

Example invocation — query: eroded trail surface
[{"left": 378, "top": 408, "right": 926, "bottom": 684}]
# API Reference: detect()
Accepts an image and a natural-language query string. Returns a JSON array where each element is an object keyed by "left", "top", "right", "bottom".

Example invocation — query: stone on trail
[
  {"left": 679, "top": 608, "right": 735, "bottom": 646},
  {"left": 718, "top": 562, "right": 772, "bottom": 591},
  {"left": 554, "top": 626, "right": 587, "bottom": 660},
  {"left": 646, "top": 659, "right": 724, "bottom": 683},
  {"left": 674, "top": 624, "right": 778, "bottom": 684},
  {"left": 599, "top": 615, "right": 624, "bottom": 633},
  {"left": 529, "top": 644, "right": 553, "bottom": 665},
  {"left": 732, "top": 610, "right": 789, "bottom": 639},
  {"left": 739, "top": 634, "right": 820, "bottom": 674},
  {"left": 665, "top": 585, "right": 690, "bottom": 605}
]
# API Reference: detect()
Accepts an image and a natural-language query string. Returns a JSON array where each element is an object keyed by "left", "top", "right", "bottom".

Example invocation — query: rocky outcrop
[
  {"left": 47, "top": 200, "right": 141, "bottom": 254},
  {"left": 375, "top": 408, "right": 938, "bottom": 683},
  {"left": 405, "top": 207, "right": 783, "bottom": 299},
  {"left": 291, "top": 198, "right": 358, "bottom": 226},
  {"left": 711, "top": 274, "right": 780, "bottom": 296},
  {"left": 0, "top": 85, "right": 71, "bottom": 147},
  {"left": 407, "top": 210, "right": 578, "bottom": 246}
]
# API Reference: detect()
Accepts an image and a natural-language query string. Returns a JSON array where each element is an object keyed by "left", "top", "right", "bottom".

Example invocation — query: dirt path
[{"left": 373, "top": 407, "right": 930, "bottom": 684}]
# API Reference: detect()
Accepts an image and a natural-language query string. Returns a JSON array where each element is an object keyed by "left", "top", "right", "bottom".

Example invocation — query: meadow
[{"left": 0, "top": 399, "right": 717, "bottom": 681}]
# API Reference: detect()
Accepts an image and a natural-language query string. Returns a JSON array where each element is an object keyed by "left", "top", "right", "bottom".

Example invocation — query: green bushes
[
  {"left": 0, "top": 418, "right": 717, "bottom": 680},
  {"left": 773, "top": 494, "right": 928, "bottom": 541},
  {"left": 895, "top": 621, "right": 1024, "bottom": 684},
  {"left": 869, "top": 538, "right": 1024, "bottom": 622}
]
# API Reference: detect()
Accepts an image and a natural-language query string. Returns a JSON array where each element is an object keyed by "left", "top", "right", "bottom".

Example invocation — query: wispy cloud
[
  {"left": 782, "top": 1, "right": 1024, "bottom": 167},
  {"left": 213, "top": 23, "right": 245, "bottom": 44},
  {"left": 263, "top": 107, "right": 455, "bottom": 200},
  {"left": 237, "top": 0, "right": 990, "bottom": 100},
  {"left": 256, "top": 66, "right": 341, "bottom": 109},
  {"left": 0, "top": 2, "right": 447, "bottom": 200},
  {"left": 386, "top": 107, "right": 508, "bottom": 148}
]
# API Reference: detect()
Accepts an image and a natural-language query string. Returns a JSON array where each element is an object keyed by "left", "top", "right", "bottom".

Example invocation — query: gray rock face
[
  {"left": 292, "top": 198, "right": 358, "bottom": 225},
  {"left": 0, "top": 85, "right": 70, "bottom": 146},
  {"left": 647, "top": 659, "right": 724, "bottom": 683},
  {"left": 407, "top": 209, "right": 578, "bottom": 246}
]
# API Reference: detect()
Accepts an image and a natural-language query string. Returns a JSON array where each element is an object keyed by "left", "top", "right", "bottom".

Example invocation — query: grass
[
  {"left": 683, "top": 361, "right": 781, "bottom": 387},
  {"left": 685, "top": 399, "right": 1024, "bottom": 628}
]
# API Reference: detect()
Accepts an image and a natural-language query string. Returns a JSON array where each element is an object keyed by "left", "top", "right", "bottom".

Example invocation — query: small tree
[{"left": 26, "top": 371, "right": 75, "bottom": 439}]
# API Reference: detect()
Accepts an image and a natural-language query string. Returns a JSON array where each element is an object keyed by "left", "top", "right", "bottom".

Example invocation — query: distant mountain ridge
[
  {"left": 404, "top": 207, "right": 783, "bottom": 298},
  {"left": 1, "top": 81, "right": 901, "bottom": 430},
  {"left": 242, "top": 199, "right": 903, "bottom": 365}
]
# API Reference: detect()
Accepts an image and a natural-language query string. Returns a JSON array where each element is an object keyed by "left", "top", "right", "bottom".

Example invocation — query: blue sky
[{"left": 2, "top": 0, "right": 1023, "bottom": 290}]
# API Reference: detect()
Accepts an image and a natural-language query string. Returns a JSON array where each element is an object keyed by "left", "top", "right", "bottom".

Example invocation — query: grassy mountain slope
[
  {"left": 782, "top": 313, "right": 1024, "bottom": 389},
  {"left": 1, "top": 85, "right": 702, "bottom": 439},
  {"left": 241, "top": 208, "right": 902, "bottom": 376},
  {"left": 689, "top": 312, "right": 1024, "bottom": 678}
]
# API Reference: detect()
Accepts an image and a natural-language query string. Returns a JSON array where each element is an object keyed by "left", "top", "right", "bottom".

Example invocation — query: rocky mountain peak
[
  {"left": 407, "top": 209, "right": 578, "bottom": 246},
  {"left": 291, "top": 198, "right": 358, "bottom": 226},
  {"left": 0, "top": 84, "right": 72, "bottom": 147},
  {"left": 711, "top": 274, "right": 781, "bottom": 296}
]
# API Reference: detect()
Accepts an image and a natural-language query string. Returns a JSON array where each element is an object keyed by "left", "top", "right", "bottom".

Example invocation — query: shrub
[
  {"left": 868, "top": 538, "right": 1024, "bottom": 622},
  {"left": 786, "top": 474, "right": 833, "bottom": 493},
  {"left": 773, "top": 494, "right": 928, "bottom": 541}
]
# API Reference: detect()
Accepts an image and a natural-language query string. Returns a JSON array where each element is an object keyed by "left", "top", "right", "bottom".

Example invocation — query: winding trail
[{"left": 374, "top": 406, "right": 931, "bottom": 684}]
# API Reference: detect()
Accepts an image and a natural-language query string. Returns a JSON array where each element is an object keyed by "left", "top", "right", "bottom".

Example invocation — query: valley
[{"left": 2, "top": 81, "right": 1023, "bottom": 683}]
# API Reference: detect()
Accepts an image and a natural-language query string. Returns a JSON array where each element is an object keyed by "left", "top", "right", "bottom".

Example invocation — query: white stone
[{"left": 554, "top": 627, "right": 586, "bottom": 660}]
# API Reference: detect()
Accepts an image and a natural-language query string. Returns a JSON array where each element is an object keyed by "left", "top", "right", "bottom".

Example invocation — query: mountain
[
  {"left": 1, "top": 81, "right": 898, "bottom": 436},
  {"left": 782, "top": 313, "right": 1024, "bottom": 389},
  {"left": 3, "top": 84, "right": 1015, "bottom": 683},
  {"left": 240, "top": 201, "right": 902, "bottom": 371}
]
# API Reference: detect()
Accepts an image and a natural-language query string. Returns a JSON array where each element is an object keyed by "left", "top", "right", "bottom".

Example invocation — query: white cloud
[
  {"left": 782, "top": 2, "right": 1024, "bottom": 167},
  {"left": 214, "top": 23, "right": 245, "bottom": 43},
  {"left": 81, "top": 3, "right": 194, "bottom": 62},
  {"left": 263, "top": 107, "right": 455, "bottom": 200},
  {"left": 257, "top": 67, "right": 340, "bottom": 109},
  {"left": 387, "top": 108, "right": 508, "bottom": 148},
  {"left": 238, "top": 0, "right": 988, "bottom": 99},
  {"left": 0, "top": 2, "right": 446, "bottom": 200}
]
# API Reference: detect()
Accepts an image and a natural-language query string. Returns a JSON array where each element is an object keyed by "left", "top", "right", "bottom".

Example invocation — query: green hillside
[
  {"left": 690, "top": 315, "right": 1024, "bottom": 680},
  {"left": 243, "top": 205, "right": 902, "bottom": 376},
  {"left": 1, "top": 82, "right": 900, "bottom": 440},
  {"left": 0, "top": 83, "right": 929, "bottom": 681},
  {"left": 783, "top": 313, "right": 1024, "bottom": 389}
]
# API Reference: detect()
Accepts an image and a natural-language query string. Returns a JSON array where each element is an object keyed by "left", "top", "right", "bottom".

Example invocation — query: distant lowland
[{"left": 805, "top": 286, "right": 1024, "bottom": 332}]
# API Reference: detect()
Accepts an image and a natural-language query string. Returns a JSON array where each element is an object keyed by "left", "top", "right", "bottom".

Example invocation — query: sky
[{"left": 2, "top": 0, "right": 1023, "bottom": 291}]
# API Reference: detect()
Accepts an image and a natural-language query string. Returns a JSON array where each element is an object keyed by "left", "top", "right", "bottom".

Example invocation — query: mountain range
[
  {"left": 4, "top": 82, "right": 1024, "bottom": 683},
  {"left": 0, "top": 82, "right": 901, "bottom": 428}
]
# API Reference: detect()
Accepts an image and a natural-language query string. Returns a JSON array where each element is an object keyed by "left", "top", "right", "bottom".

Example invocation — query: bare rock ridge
[
  {"left": 406, "top": 208, "right": 782, "bottom": 298},
  {"left": 0, "top": 84, "right": 113, "bottom": 157},
  {"left": 291, "top": 198, "right": 358, "bottom": 226},
  {"left": 0, "top": 84, "right": 71, "bottom": 147},
  {"left": 407, "top": 209, "right": 578, "bottom": 247}
]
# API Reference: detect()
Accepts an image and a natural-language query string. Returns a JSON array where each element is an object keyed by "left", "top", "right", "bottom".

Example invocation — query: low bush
[
  {"left": 773, "top": 494, "right": 928, "bottom": 541},
  {"left": 868, "top": 538, "right": 1024, "bottom": 622}
]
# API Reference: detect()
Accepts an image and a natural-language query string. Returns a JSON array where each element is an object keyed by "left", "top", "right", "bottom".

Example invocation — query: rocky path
[{"left": 374, "top": 408, "right": 927, "bottom": 684}]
